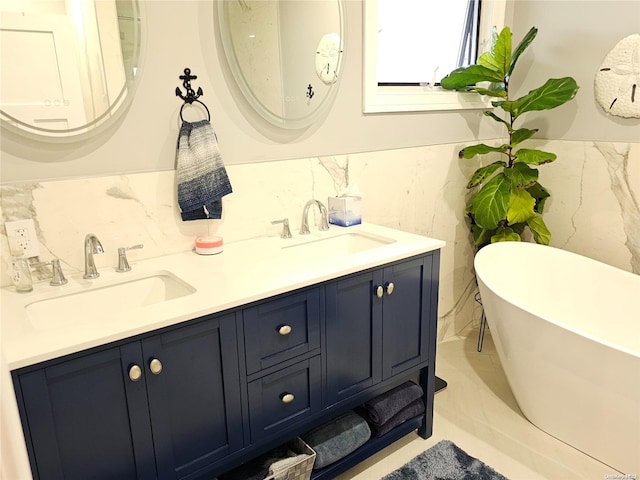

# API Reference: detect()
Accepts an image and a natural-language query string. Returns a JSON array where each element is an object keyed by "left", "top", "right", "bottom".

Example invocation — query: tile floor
[{"left": 336, "top": 328, "right": 620, "bottom": 480}]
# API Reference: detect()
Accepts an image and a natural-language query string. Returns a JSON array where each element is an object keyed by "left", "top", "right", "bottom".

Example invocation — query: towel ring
[{"left": 179, "top": 99, "right": 211, "bottom": 122}]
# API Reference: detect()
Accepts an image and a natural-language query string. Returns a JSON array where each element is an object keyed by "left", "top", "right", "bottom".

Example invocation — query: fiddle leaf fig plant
[{"left": 440, "top": 26, "right": 579, "bottom": 247}]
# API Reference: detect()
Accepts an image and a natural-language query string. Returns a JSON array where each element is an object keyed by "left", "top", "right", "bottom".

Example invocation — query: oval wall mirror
[
  {"left": 218, "top": 0, "right": 345, "bottom": 130},
  {"left": 0, "top": 0, "right": 142, "bottom": 140}
]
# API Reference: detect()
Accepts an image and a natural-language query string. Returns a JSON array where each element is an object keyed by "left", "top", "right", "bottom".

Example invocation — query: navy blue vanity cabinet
[
  {"left": 247, "top": 356, "right": 322, "bottom": 441},
  {"left": 324, "top": 254, "right": 438, "bottom": 407},
  {"left": 381, "top": 255, "right": 436, "bottom": 378},
  {"left": 14, "top": 248, "right": 441, "bottom": 480},
  {"left": 14, "top": 313, "right": 243, "bottom": 480},
  {"left": 140, "top": 314, "right": 243, "bottom": 478},
  {"left": 242, "top": 288, "right": 323, "bottom": 443},
  {"left": 243, "top": 289, "right": 321, "bottom": 375},
  {"left": 16, "top": 344, "right": 156, "bottom": 480}
]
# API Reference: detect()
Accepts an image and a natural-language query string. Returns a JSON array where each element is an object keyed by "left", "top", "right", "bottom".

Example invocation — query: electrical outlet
[{"left": 5, "top": 219, "right": 40, "bottom": 258}]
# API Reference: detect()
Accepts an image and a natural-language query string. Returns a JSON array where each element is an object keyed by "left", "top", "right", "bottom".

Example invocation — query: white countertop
[{"left": 2, "top": 223, "right": 444, "bottom": 370}]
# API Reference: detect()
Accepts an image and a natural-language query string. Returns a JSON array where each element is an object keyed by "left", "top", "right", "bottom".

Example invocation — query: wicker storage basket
[{"left": 264, "top": 437, "right": 316, "bottom": 480}]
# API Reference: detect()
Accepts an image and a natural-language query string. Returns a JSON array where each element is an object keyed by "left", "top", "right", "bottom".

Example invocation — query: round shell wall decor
[{"left": 594, "top": 34, "right": 640, "bottom": 118}]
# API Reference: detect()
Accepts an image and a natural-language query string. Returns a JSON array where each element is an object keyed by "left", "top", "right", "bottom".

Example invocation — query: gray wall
[
  {"left": 2, "top": 1, "right": 638, "bottom": 184},
  {"left": 509, "top": 0, "right": 640, "bottom": 140}
]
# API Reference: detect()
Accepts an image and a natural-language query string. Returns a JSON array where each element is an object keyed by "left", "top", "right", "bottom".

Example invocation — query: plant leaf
[
  {"left": 471, "top": 224, "right": 495, "bottom": 247},
  {"left": 469, "top": 87, "right": 507, "bottom": 98},
  {"left": 505, "top": 162, "right": 539, "bottom": 188},
  {"left": 491, "top": 99, "right": 516, "bottom": 114},
  {"left": 526, "top": 182, "right": 551, "bottom": 213},
  {"left": 508, "top": 27, "right": 538, "bottom": 77},
  {"left": 470, "top": 173, "right": 511, "bottom": 229},
  {"left": 459, "top": 144, "right": 508, "bottom": 159},
  {"left": 515, "top": 148, "right": 557, "bottom": 165},
  {"left": 467, "top": 161, "right": 507, "bottom": 188},
  {"left": 483, "top": 110, "right": 511, "bottom": 129},
  {"left": 492, "top": 27, "right": 512, "bottom": 78},
  {"left": 439, "top": 65, "right": 505, "bottom": 90},
  {"left": 477, "top": 50, "right": 502, "bottom": 73},
  {"left": 527, "top": 215, "right": 551, "bottom": 244},
  {"left": 507, "top": 188, "right": 536, "bottom": 224},
  {"left": 510, "top": 128, "right": 538, "bottom": 146},
  {"left": 491, "top": 227, "right": 521, "bottom": 243},
  {"left": 511, "top": 77, "right": 580, "bottom": 119}
]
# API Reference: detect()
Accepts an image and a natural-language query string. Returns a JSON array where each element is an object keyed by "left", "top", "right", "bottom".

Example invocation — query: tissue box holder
[{"left": 328, "top": 196, "right": 361, "bottom": 227}]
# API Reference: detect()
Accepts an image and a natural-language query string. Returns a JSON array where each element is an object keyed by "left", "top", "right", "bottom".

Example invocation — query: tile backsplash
[{"left": 1, "top": 140, "right": 638, "bottom": 340}]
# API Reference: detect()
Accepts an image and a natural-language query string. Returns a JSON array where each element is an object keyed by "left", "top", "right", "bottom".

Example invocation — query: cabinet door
[
  {"left": 17, "top": 344, "right": 156, "bottom": 480},
  {"left": 325, "top": 269, "right": 383, "bottom": 406},
  {"left": 142, "top": 313, "right": 243, "bottom": 480},
  {"left": 381, "top": 255, "right": 434, "bottom": 378}
]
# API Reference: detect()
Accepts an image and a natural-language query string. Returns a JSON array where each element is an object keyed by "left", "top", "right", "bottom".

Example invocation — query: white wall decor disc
[
  {"left": 315, "top": 33, "right": 341, "bottom": 84},
  {"left": 594, "top": 34, "right": 640, "bottom": 118}
]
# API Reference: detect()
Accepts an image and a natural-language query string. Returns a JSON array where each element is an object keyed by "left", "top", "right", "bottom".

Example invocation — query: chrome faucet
[
  {"left": 83, "top": 233, "right": 104, "bottom": 279},
  {"left": 300, "top": 200, "right": 330, "bottom": 235}
]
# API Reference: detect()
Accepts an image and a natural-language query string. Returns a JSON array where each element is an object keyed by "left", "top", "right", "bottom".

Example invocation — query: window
[{"left": 363, "top": 0, "right": 507, "bottom": 113}]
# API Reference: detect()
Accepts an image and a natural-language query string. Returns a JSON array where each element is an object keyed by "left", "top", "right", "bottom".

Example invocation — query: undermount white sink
[
  {"left": 25, "top": 271, "right": 196, "bottom": 331},
  {"left": 283, "top": 231, "right": 395, "bottom": 255}
]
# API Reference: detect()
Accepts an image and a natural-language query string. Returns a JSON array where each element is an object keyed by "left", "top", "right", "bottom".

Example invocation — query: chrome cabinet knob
[
  {"left": 278, "top": 325, "right": 292, "bottom": 336},
  {"left": 386, "top": 282, "right": 395, "bottom": 295},
  {"left": 128, "top": 364, "right": 142, "bottom": 382},
  {"left": 375, "top": 285, "right": 384, "bottom": 299},
  {"left": 280, "top": 393, "right": 295, "bottom": 404},
  {"left": 149, "top": 358, "right": 163, "bottom": 375}
]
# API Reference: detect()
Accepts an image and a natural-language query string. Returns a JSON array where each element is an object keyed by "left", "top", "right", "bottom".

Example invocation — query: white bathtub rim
[{"left": 474, "top": 241, "right": 640, "bottom": 359}]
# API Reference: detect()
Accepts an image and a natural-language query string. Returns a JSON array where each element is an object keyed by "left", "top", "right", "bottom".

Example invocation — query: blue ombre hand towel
[{"left": 176, "top": 120, "right": 232, "bottom": 221}]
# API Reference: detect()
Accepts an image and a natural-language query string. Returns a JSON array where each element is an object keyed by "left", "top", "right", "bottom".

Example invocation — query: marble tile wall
[{"left": 1, "top": 140, "right": 638, "bottom": 339}]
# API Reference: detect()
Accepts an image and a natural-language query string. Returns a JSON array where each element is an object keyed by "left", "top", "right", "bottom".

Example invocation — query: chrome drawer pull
[
  {"left": 149, "top": 358, "right": 163, "bottom": 375},
  {"left": 375, "top": 285, "right": 384, "bottom": 299},
  {"left": 386, "top": 282, "right": 395, "bottom": 295},
  {"left": 128, "top": 365, "right": 142, "bottom": 382},
  {"left": 280, "top": 393, "right": 295, "bottom": 404},
  {"left": 278, "top": 325, "right": 292, "bottom": 336}
]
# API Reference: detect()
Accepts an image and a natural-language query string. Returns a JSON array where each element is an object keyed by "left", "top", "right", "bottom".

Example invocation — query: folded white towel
[{"left": 176, "top": 120, "right": 232, "bottom": 221}]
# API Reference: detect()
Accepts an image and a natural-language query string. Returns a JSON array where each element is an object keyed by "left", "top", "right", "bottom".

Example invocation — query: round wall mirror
[
  {"left": 218, "top": 0, "right": 345, "bottom": 130},
  {"left": 0, "top": 0, "right": 142, "bottom": 140}
]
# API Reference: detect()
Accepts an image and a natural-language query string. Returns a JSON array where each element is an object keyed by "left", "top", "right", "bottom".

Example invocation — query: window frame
[{"left": 363, "top": 0, "right": 507, "bottom": 113}]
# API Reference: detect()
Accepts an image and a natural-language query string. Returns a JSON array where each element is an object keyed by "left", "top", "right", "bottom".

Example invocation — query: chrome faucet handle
[
  {"left": 271, "top": 219, "right": 292, "bottom": 239},
  {"left": 31, "top": 259, "right": 68, "bottom": 286},
  {"left": 317, "top": 202, "right": 330, "bottom": 231},
  {"left": 116, "top": 244, "right": 144, "bottom": 272},
  {"left": 83, "top": 233, "right": 104, "bottom": 279},
  {"left": 300, "top": 200, "right": 330, "bottom": 235}
]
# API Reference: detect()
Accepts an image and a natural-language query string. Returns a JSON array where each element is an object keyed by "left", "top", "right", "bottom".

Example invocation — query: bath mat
[{"left": 381, "top": 440, "right": 509, "bottom": 480}]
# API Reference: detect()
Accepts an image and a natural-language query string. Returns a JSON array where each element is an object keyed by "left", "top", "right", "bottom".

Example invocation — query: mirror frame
[
  {"left": 217, "top": 0, "right": 346, "bottom": 130},
  {"left": 0, "top": 0, "right": 145, "bottom": 143}
]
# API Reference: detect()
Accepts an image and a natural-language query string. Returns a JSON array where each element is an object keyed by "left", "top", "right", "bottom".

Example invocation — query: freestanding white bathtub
[{"left": 475, "top": 241, "right": 639, "bottom": 474}]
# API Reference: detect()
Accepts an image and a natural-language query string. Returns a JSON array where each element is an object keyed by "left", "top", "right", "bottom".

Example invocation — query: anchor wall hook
[
  {"left": 175, "top": 68, "right": 203, "bottom": 104},
  {"left": 306, "top": 84, "right": 315, "bottom": 99}
]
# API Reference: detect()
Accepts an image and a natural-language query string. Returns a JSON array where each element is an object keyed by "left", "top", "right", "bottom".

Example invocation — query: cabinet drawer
[
  {"left": 243, "top": 289, "right": 320, "bottom": 375},
  {"left": 247, "top": 356, "right": 321, "bottom": 442}
]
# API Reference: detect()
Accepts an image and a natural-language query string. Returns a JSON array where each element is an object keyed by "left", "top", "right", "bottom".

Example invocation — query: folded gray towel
[
  {"left": 361, "top": 381, "right": 423, "bottom": 425},
  {"left": 367, "top": 398, "right": 425, "bottom": 437},
  {"left": 176, "top": 120, "right": 232, "bottom": 221},
  {"left": 301, "top": 411, "right": 371, "bottom": 470}
]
